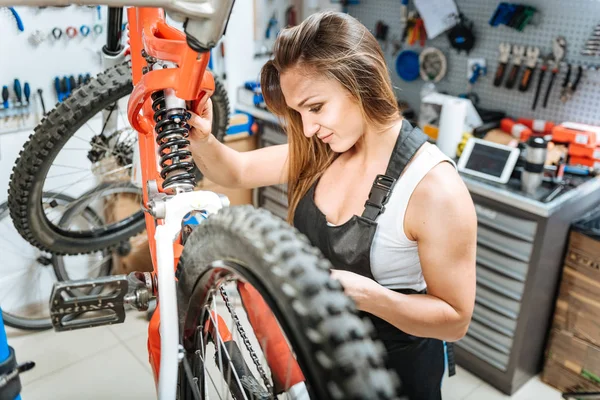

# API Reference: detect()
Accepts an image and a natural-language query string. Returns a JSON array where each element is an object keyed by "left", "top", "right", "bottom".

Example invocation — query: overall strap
[{"left": 362, "top": 121, "right": 429, "bottom": 221}]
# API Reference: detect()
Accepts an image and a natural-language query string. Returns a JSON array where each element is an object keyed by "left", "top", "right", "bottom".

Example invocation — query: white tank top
[{"left": 370, "top": 143, "right": 456, "bottom": 291}]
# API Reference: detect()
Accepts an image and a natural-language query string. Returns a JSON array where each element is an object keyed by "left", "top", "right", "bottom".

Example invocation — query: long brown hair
[{"left": 260, "top": 11, "right": 400, "bottom": 223}]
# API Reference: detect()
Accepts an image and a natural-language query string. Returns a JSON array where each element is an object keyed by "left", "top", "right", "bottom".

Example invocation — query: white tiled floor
[{"left": 5, "top": 313, "right": 563, "bottom": 400}]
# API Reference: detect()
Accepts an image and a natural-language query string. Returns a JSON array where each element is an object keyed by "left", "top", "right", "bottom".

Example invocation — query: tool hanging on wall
[
  {"left": 37, "top": 88, "right": 46, "bottom": 116},
  {"left": 375, "top": 20, "right": 390, "bottom": 51},
  {"left": 505, "top": 44, "right": 525, "bottom": 89},
  {"left": 52, "top": 27, "right": 63, "bottom": 40},
  {"left": 560, "top": 64, "right": 583, "bottom": 103},
  {"left": 265, "top": 13, "right": 279, "bottom": 39},
  {"left": 489, "top": 3, "right": 537, "bottom": 32},
  {"left": 518, "top": 46, "right": 539, "bottom": 92},
  {"left": 419, "top": 47, "right": 447, "bottom": 82},
  {"left": 543, "top": 36, "right": 567, "bottom": 108},
  {"left": 2, "top": 7, "right": 24, "bottom": 32},
  {"left": 447, "top": 13, "right": 475, "bottom": 54},
  {"left": 581, "top": 23, "right": 600, "bottom": 56},
  {"left": 532, "top": 54, "right": 550, "bottom": 110},
  {"left": 493, "top": 43, "right": 511, "bottom": 86},
  {"left": 467, "top": 61, "right": 487, "bottom": 94},
  {"left": 66, "top": 26, "right": 78, "bottom": 39},
  {"left": 285, "top": 5, "right": 297, "bottom": 27}
]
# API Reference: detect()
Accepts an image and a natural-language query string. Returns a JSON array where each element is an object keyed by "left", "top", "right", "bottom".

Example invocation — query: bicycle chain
[{"left": 219, "top": 285, "right": 274, "bottom": 394}]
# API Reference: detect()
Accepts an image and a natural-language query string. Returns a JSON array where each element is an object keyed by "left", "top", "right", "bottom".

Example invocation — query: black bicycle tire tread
[
  {"left": 176, "top": 205, "right": 402, "bottom": 400},
  {"left": 8, "top": 63, "right": 137, "bottom": 255}
]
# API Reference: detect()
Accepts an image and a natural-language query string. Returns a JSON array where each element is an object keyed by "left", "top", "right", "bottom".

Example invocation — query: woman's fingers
[{"left": 188, "top": 111, "right": 212, "bottom": 138}]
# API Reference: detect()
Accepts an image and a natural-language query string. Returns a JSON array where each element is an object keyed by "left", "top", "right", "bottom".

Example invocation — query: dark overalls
[{"left": 293, "top": 121, "right": 455, "bottom": 400}]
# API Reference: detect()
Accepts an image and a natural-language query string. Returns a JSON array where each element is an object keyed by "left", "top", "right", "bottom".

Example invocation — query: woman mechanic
[{"left": 187, "top": 11, "right": 477, "bottom": 400}]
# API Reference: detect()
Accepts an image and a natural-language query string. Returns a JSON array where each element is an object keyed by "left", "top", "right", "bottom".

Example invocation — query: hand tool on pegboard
[
  {"left": 375, "top": 20, "right": 390, "bottom": 51},
  {"left": 543, "top": 36, "right": 566, "bottom": 108},
  {"left": 13, "top": 79, "right": 22, "bottom": 123},
  {"left": 493, "top": 43, "right": 511, "bottom": 87},
  {"left": 2, "top": 7, "right": 24, "bottom": 32},
  {"left": 518, "top": 46, "right": 539, "bottom": 92},
  {"left": 37, "top": 89, "right": 46, "bottom": 116},
  {"left": 447, "top": 13, "right": 475, "bottom": 54},
  {"left": 581, "top": 23, "right": 600, "bottom": 56},
  {"left": 560, "top": 64, "right": 583, "bottom": 103},
  {"left": 505, "top": 44, "right": 525, "bottom": 89},
  {"left": 1, "top": 86, "right": 9, "bottom": 119},
  {"left": 23, "top": 82, "right": 31, "bottom": 124},
  {"left": 532, "top": 54, "right": 550, "bottom": 110}
]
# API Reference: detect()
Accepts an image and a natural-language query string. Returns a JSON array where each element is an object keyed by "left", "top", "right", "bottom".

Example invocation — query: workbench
[{"left": 456, "top": 174, "right": 600, "bottom": 395}]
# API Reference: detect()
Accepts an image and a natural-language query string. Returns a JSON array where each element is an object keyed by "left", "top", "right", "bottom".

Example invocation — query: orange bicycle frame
[{"left": 125, "top": 7, "right": 304, "bottom": 394}]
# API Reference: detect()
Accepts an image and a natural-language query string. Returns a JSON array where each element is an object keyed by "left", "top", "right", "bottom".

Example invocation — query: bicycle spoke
[
  {"left": 209, "top": 296, "right": 250, "bottom": 400},
  {"left": 59, "top": 147, "right": 95, "bottom": 152},
  {"left": 198, "top": 329, "right": 226, "bottom": 400},
  {"left": 72, "top": 134, "right": 112, "bottom": 153},
  {"left": 46, "top": 169, "right": 92, "bottom": 180},
  {"left": 51, "top": 164, "right": 90, "bottom": 171}
]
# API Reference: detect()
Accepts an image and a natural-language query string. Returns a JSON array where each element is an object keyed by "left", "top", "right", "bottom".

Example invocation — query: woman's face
[{"left": 280, "top": 69, "right": 365, "bottom": 153}]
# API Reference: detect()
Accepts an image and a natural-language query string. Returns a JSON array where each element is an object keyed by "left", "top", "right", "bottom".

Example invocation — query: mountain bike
[{"left": 1, "top": 2, "right": 402, "bottom": 400}]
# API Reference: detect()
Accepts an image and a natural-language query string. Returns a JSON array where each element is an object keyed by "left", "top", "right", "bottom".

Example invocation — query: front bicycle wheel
[
  {"left": 8, "top": 63, "right": 230, "bottom": 256},
  {"left": 176, "top": 206, "right": 401, "bottom": 400}
]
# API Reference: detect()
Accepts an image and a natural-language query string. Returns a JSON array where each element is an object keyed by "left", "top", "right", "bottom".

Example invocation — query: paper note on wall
[{"left": 413, "top": 0, "right": 460, "bottom": 39}]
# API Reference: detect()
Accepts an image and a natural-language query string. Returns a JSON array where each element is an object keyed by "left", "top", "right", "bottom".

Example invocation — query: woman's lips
[{"left": 320, "top": 133, "right": 334, "bottom": 143}]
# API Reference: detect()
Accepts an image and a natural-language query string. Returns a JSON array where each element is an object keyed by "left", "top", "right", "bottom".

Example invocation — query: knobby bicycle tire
[
  {"left": 176, "top": 205, "right": 402, "bottom": 400},
  {"left": 8, "top": 63, "right": 230, "bottom": 256}
]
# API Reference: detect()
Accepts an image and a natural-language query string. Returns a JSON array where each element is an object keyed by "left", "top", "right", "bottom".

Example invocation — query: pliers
[{"left": 542, "top": 36, "right": 566, "bottom": 108}]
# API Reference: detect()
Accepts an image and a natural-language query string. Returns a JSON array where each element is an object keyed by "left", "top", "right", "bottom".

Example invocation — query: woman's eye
[{"left": 309, "top": 104, "right": 322, "bottom": 113}]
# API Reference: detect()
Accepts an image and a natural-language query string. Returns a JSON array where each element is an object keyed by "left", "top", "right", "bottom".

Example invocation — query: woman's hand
[
  {"left": 187, "top": 98, "right": 213, "bottom": 145},
  {"left": 330, "top": 269, "right": 380, "bottom": 311}
]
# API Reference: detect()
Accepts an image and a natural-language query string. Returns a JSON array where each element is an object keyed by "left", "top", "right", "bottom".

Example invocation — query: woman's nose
[{"left": 303, "top": 118, "right": 320, "bottom": 138}]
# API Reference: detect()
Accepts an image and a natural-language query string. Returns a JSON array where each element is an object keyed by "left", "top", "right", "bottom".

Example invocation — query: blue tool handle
[
  {"left": 23, "top": 82, "right": 30, "bottom": 103},
  {"left": 13, "top": 79, "right": 22, "bottom": 104},
  {"left": 96, "top": 5, "right": 101, "bottom": 20},
  {"left": 64, "top": 76, "right": 71, "bottom": 96},
  {"left": 8, "top": 7, "right": 24, "bottom": 32},
  {"left": 2, "top": 86, "right": 8, "bottom": 109},
  {"left": 54, "top": 77, "right": 62, "bottom": 102}
]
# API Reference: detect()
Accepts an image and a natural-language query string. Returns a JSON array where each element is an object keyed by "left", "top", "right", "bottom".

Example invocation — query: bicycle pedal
[{"left": 49, "top": 275, "right": 129, "bottom": 332}]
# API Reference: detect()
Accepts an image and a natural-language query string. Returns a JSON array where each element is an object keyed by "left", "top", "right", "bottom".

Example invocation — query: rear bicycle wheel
[
  {"left": 0, "top": 193, "right": 111, "bottom": 331},
  {"left": 176, "top": 206, "right": 402, "bottom": 400}
]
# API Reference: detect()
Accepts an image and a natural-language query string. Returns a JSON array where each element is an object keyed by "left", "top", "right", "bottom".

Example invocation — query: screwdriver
[
  {"left": 14, "top": 79, "right": 22, "bottom": 123},
  {"left": 54, "top": 77, "right": 62, "bottom": 102},
  {"left": 24, "top": 82, "right": 31, "bottom": 122},
  {"left": 69, "top": 76, "right": 77, "bottom": 94},
  {"left": 37, "top": 88, "right": 46, "bottom": 115},
  {"left": 14, "top": 79, "right": 22, "bottom": 106},
  {"left": 2, "top": 86, "right": 8, "bottom": 109},
  {"left": 2, "top": 86, "right": 9, "bottom": 122}
]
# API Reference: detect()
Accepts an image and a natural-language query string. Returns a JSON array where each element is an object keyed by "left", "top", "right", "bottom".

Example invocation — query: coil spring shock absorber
[{"left": 151, "top": 89, "right": 196, "bottom": 193}]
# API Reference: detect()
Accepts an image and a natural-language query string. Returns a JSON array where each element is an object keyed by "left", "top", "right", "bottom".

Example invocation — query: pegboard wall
[
  {"left": 349, "top": 0, "right": 600, "bottom": 125},
  {"left": 0, "top": 5, "right": 111, "bottom": 132}
]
